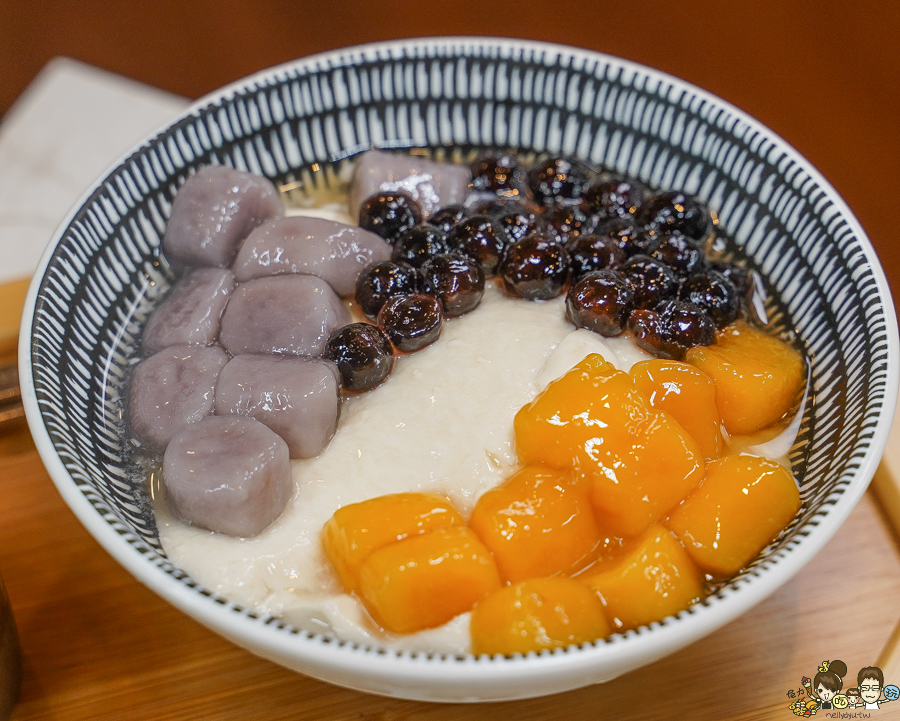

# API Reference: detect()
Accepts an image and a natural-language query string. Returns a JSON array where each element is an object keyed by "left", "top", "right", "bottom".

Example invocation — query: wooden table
[{"left": 3, "top": 2, "right": 900, "bottom": 719}]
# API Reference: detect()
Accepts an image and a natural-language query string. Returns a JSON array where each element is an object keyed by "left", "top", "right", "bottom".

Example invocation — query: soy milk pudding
[
  {"left": 157, "top": 283, "right": 602, "bottom": 652},
  {"left": 138, "top": 152, "right": 806, "bottom": 656},
  {"left": 155, "top": 195, "right": 662, "bottom": 653}
]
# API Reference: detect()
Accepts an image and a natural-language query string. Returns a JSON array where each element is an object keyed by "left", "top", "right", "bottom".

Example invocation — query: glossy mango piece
[
  {"left": 580, "top": 524, "right": 704, "bottom": 631},
  {"left": 357, "top": 526, "right": 501, "bottom": 634},
  {"left": 686, "top": 321, "right": 804, "bottom": 436},
  {"left": 585, "top": 415, "right": 706, "bottom": 538},
  {"left": 470, "top": 577, "right": 610, "bottom": 655},
  {"left": 515, "top": 354, "right": 705, "bottom": 538},
  {"left": 630, "top": 359, "right": 724, "bottom": 461},
  {"left": 666, "top": 454, "right": 801, "bottom": 576},
  {"left": 469, "top": 465, "right": 603, "bottom": 583},
  {"left": 515, "top": 353, "right": 619, "bottom": 469},
  {"left": 322, "top": 493, "right": 463, "bottom": 593}
]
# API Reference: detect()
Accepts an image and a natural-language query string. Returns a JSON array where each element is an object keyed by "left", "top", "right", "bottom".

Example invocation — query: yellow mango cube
[
  {"left": 630, "top": 359, "right": 724, "bottom": 461},
  {"left": 580, "top": 524, "right": 703, "bottom": 631},
  {"left": 666, "top": 454, "right": 801, "bottom": 576},
  {"left": 470, "top": 577, "right": 610, "bottom": 655},
  {"left": 515, "top": 353, "right": 621, "bottom": 469},
  {"left": 469, "top": 465, "right": 603, "bottom": 582},
  {"left": 357, "top": 526, "right": 501, "bottom": 634},
  {"left": 322, "top": 493, "right": 463, "bottom": 592},
  {"left": 686, "top": 321, "right": 804, "bottom": 435}
]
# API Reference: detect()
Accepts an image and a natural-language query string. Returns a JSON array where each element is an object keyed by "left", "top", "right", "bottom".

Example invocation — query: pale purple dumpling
[
  {"left": 142, "top": 268, "right": 236, "bottom": 354},
  {"left": 215, "top": 354, "right": 340, "bottom": 458},
  {"left": 232, "top": 216, "right": 392, "bottom": 296},
  {"left": 349, "top": 149, "right": 471, "bottom": 219},
  {"left": 163, "top": 166, "right": 285, "bottom": 268},
  {"left": 219, "top": 275, "right": 349, "bottom": 357},
  {"left": 127, "top": 345, "right": 228, "bottom": 450},
  {"left": 163, "top": 415, "right": 293, "bottom": 537}
]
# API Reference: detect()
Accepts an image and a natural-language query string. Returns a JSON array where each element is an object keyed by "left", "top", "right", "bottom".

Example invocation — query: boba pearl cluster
[
  {"left": 335, "top": 150, "right": 755, "bottom": 394},
  {"left": 128, "top": 149, "right": 758, "bottom": 540}
]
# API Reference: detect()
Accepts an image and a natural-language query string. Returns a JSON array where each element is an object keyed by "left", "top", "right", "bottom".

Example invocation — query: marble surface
[{"left": 0, "top": 57, "right": 187, "bottom": 285}]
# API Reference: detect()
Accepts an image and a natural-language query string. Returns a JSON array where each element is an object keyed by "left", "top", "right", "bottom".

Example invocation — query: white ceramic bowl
[{"left": 19, "top": 38, "right": 899, "bottom": 702}]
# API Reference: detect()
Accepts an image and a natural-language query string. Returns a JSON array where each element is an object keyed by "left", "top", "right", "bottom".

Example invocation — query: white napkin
[{"left": 0, "top": 57, "right": 188, "bottom": 285}]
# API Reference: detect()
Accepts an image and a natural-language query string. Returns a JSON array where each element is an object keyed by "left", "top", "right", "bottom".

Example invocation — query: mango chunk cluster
[
  {"left": 515, "top": 354, "right": 706, "bottom": 538},
  {"left": 321, "top": 325, "right": 805, "bottom": 654}
]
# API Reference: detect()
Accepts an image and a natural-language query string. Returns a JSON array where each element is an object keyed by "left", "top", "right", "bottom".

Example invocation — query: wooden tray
[{"left": 4, "top": 276, "right": 900, "bottom": 720}]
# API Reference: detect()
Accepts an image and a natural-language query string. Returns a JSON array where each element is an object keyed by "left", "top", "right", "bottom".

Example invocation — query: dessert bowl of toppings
[{"left": 19, "top": 38, "right": 899, "bottom": 702}]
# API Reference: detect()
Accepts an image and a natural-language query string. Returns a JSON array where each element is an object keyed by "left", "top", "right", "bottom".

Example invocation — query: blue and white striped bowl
[{"left": 19, "top": 38, "right": 899, "bottom": 702}]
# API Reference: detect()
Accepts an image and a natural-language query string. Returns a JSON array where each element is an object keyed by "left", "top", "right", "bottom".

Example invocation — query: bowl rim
[{"left": 17, "top": 36, "right": 900, "bottom": 698}]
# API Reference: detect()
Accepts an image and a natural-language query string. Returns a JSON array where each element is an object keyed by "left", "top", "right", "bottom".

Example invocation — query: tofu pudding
[
  {"left": 136, "top": 152, "right": 807, "bottom": 655},
  {"left": 157, "top": 282, "right": 624, "bottom": 652}
]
